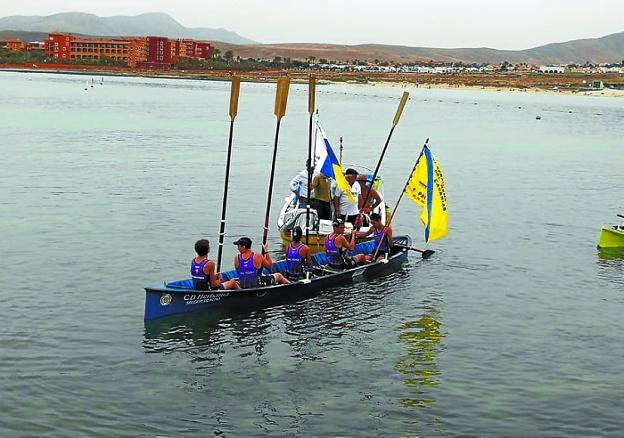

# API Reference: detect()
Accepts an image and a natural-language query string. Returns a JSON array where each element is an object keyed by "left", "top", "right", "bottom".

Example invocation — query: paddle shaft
[
  {"left": 306, "top": 76, "right": 315, "bottom": 246},
  {"left": 216, "top": 119, "right": 235, "bottom": 272},
  {"left": 216, "top": 77, "right": 240, "bottom": 272},
  {"left": 305, "top": 113, "right": 313, "bottom": 245},
  {"left": 618, "top": 214, "right": 624, "bottom": 219},
  {"left": 262, "top": 119, "right": 283, "bottom": 246},
  {"left": 395, "top": 244, "right": 435, "bottom": 258},
  {"left": 357, "top": 92, "right": 409, "bottom": 227},
  {"left": 372, "top": 139, "right": 428, "bottom": 259},
  {"left": 262, "top": 77, "right": 289, "bottom": 248}
]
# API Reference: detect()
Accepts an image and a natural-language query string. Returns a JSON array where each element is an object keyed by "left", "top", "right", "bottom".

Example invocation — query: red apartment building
[
  {"left": 44, "top": 33, "right": 213, "bottom": 68},
  {"left": 5, "top": 39, "right": 26, "bottom": 52}
]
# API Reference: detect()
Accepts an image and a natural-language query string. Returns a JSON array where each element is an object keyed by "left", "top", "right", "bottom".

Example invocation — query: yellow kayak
[{"left": 597, "top": 226, "right": 624, "bottom": 249}]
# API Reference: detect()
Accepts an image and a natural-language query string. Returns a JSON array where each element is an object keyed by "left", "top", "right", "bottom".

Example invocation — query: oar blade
[
  {"left": 274, "top": 76, "right": 290, "bottom": 119},
  {"left": 308, "top": 75, "right": 316, "bottom": 114},
  {"left": 392, "top": 91, "right": 409, "bottom": 126},
  {"left": 229, "top": 76, "right": 241, "bottom": 120},
  {"left": 420, "top": 249, "right": 435, "bottom": 259}
]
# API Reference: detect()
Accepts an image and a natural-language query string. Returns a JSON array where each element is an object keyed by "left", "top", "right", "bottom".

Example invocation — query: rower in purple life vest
[
  {"left": 355, "top": 212, "right": 393, "bottom": 262},
  {"left": 191, "top": 239, "right": 240, "bottom": 290},
  {"left": 324, "top": 218, "right": 368, "bottom": 269},
  {"left": 233, "top": 237, "right": 290, "bottom": 289},
  {"left": 285, "top": 226, "right": 313, "bottom": 280}
]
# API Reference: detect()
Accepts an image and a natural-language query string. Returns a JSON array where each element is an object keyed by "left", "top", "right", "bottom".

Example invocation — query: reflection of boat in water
[
  {"left": 144, "top": 236, "right": 411, "bottom": 320},
  {"left": 277, "top": 164, "right": 389, "bottom": 252}
]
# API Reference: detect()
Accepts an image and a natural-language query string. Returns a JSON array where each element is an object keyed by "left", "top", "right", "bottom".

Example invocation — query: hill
[
  {"left": 0, "top": 12, "right": 256, "bottom": 44},
  {"left": 213, "top": 32, "right": 624, "bottom": 65},
  {"left": 2, "top": 12, "right": 623, "bottom": 64}
]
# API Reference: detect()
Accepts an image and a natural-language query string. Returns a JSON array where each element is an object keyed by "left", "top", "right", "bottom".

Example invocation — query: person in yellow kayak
[{"left": 311, "top": 172, "right": 332, "bottom": 220}]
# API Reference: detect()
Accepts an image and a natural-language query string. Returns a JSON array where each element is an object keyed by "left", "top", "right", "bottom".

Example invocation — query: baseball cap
[
  {"left": 345, "top": 168, "right": 358, "bottom": 176},
  {"left": 233, "top": 237, "right": 252, "bottom": 248}
]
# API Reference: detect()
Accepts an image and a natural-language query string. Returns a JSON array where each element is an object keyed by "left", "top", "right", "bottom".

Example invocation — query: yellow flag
[{"left": 405, "top": 146, "right": 447, "bottom": 242}]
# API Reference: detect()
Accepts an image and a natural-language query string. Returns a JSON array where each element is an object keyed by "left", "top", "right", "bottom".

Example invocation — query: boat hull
[
  {"left": 145, "top": 236, "right": 412, "bottom": 320},
  {"left": 597, "top": 226, "right": 624, "bottom": 249}
]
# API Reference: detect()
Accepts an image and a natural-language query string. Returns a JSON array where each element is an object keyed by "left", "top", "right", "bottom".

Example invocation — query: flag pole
[
  {"left": 372, "top": 139, "right": 435, "bottom": 260},
  {"left": 339, "top": 136, "right": 343, "bottom": 166},
  {"left": 305, "top": 75, "right": 315, "bottom": 246},
  {"left": 217, "top": 76, "right": 240, "bottom": 272},
  {"left": 356, "top": 92, "right": 409, "bottom": 228},
  {"left": 262, "top": 77, "right": 290, "bottom": 248}
]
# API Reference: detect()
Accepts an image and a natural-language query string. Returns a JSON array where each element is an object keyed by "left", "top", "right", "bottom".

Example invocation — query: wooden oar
[
  {"left": 356, "top": 92, "right": 409, "bottom": 228},
  {"left": 305, "top": 75, "right": 315, "bottom": 246},
  {"left": 262, "top": 77, "right": 290, "bottom": 247},
  {"left": 372, "top": 139, "right": 431, "bottom": 260},
  {"left": 216, "top": 76, "right": 241, "bottom": 272}
]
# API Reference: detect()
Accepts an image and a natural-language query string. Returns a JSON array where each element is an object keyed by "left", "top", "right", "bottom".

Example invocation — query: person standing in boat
[
  {"left": 289, "top": 168, "right": 309, "bottom": 207},
  {"left": 333, "top": 168, "right": 362, "bottom": 225},
  {"left": 325, "top": 218, "right": 367, "bottom": 269},
  {"left": 233, "top": 237, "right": 290, "bottom": 288},
  {"left": 285, "top": 226, "right": 313, "bottom": 280},
  {"left": 191, "top": 239, "right": 240, "bottom": 290},
  {"left": 311, "top": 172, "right": 332, "bottom": 220},
  {"left": 356, "top": 212, "right": 393, "bottom": 261}
]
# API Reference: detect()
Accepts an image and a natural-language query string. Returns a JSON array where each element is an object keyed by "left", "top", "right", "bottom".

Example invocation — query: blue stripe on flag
[
  {"left": 424, "top": 146, "right": 434, "bottom": 242},
  {"left": 321, "top": 138, "right": 337, "bottom": 177}
]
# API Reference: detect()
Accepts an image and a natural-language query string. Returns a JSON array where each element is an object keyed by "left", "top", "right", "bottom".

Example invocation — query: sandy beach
[{"left": 2, "top": 63, "right": 623, "bottom": 97}]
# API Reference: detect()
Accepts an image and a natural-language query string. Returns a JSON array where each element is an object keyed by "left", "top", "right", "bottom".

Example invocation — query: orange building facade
[{"left": 44, "top": 33, "right": 213, "bottom": 68}]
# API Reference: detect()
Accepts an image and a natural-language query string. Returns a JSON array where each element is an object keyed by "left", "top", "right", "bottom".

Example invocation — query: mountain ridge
[
  {"left": 0, "top": 12, "right": 256, "bottom": 45},
  {"left": 211, "top": 31, "right": 624, "bottom": 64},
  {"left": 1, "top": 12, "right": 623, "bottom": 64}
]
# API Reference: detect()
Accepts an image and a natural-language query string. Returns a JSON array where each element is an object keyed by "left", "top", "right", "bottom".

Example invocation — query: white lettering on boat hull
[{"left": 182, "top": 293, "right": 230, "bottom": 306}]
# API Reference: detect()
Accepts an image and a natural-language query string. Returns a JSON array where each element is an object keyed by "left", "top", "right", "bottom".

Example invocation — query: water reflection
[
  {"left": 597, "top": 248, "right": 624, "bottom": 286},
  {"left": 395, "top": 294, "right": 445, "bottom": 433},
  {"left": 597, "top": 247, "right": 624, "bottom": 261}
]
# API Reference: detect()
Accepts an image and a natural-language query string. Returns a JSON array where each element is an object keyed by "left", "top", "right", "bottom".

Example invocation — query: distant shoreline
[{"left": 2, "top": 64, "right": 623, "bottom": 97}]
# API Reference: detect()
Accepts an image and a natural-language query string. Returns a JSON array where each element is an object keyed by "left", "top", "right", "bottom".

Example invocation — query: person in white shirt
[
  {"left": 333, "top": 168, "right": 362, "bottom": 225},
  {"left": 289, "top": 168, "right": 309, "bottom": 206}
]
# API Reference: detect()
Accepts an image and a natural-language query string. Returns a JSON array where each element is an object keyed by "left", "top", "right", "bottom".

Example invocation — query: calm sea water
[{"left": 1, "top": 71, "right": 623, "bottom": 437}]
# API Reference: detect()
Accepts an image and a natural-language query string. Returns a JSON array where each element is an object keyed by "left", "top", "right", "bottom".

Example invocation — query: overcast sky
[{"left": 3, "top": 0, "right": 624, "bottom": 49}]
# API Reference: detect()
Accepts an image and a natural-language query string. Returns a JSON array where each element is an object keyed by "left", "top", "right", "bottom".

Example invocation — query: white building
[{"left": 539, "top": 65, "right": 566, "bottom": 74}]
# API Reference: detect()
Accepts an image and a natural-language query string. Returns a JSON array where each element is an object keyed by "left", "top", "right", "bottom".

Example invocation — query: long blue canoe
[{"left": 144, "top": 235, "right": 412, "bottom": 320}]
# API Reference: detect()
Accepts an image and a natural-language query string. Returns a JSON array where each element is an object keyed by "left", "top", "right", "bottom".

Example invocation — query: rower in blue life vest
[
  {"left": 285, "top": 226, "right": 313, "bottom": 280},
  {"left": 325, "top": 218, "right": 367, "bottom": 269},
  {"left": 233, "top": 237, "right": 290, "bottom": 289},
  {"left": 191, "top": 239, "right": 240, "bottom": 290},
  {"left": 356, "top": 212, "right": 393, "bottom": 261}
]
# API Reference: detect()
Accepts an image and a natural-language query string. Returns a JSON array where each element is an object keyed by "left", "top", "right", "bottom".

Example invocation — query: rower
[
  {"left": 356, "top": 212, "right": 393, "bottom": 261},
  {"left": 325, "top": 218, "right": 367, "bottom": 269},
  {"left": 233, "top": 237, "right": 290, "bottom": 289},
  {"left": 357, "top": 175, "right": 382, "bottom": 225},
  {"left": 191, "top": 239, "right": 240, "bottom": 290},
  {"left": 285, "top": 226, "right": 313, "bottom": 280}
]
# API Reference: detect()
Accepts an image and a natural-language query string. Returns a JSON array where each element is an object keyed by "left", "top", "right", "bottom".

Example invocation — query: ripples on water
[{"left": 1, "top": 71, "right": 624, "bottom": 436}]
